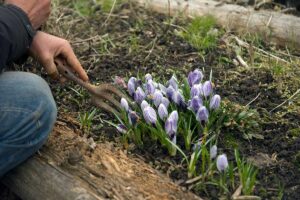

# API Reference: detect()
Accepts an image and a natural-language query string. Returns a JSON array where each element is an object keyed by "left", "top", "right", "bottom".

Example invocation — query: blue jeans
[{"left": 0, "top": 72, "right": 57, "bottom": 177}]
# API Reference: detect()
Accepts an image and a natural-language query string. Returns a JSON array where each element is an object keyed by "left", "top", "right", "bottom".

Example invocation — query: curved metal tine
[
  {"left": 95, "top": 92, "right": 122, "bottom": 110},
  {"left": 98, "top": 83, "right": 131, "bottom": 102},
  {"left": 92, "top": 98, "right": 121, "bottom": 117}
]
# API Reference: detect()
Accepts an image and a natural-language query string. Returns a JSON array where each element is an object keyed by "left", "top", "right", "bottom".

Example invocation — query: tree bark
[{"left": 132, "top": 0, "right": 300, "bottom": 50}]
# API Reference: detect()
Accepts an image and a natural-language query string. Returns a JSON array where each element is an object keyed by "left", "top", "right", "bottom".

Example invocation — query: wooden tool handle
[{"left": 55, "top": 59, "right": 94, "bottom": 92}]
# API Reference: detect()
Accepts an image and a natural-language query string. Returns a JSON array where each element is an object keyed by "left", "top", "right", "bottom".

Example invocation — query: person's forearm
[{"left": 0, "top": 4, "right": 35, "bottom": 71}]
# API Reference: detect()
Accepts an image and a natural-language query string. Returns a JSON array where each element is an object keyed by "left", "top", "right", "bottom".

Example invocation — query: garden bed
[{"left": 3, "top": 0, "right": 300, "bottom": 199}]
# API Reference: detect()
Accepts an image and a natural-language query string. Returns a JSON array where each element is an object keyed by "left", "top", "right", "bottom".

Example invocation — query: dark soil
[{"left": 5, "top": 0, "right": 300, "bottom": 199}]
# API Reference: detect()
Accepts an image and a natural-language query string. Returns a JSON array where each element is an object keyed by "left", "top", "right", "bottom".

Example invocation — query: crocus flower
[
  {"left": 190, "top": 84, "right": 202, "bottom": 98},
  {"left": 134, "top": 87, "right": 146, "bottom": 104},
  {"left": 158, "top": 104, "right": 168, "bottom": 120},
  {"left": 117, "top": 124, "right": 127, "bottom": 134},
  {"left": 159, "top": 83, "right": 167, "bottom": 95},
  {"left": 120, "top": 98, "right": 129, "bottom": 112},
  {"left": 146, "top": 80, "right": 156, "bottom": 95},
  {"left": 188, "top": 69, "right": 203, "bottom": 87},
  {"left": 189, "top": 96, "right": 203, "bottom": 113},
  {"left": 145, "top": 73, "right": 152, "bottom": 82},
  {"left": 202, "top": 81, "right": 213, "bottom": 97},
  {"left": 217, "top": 154, "right": 229, "bottom": 172},
  {"left": 172, "top": 91, "right": 185, "bottom": 108},
  {"left": 114, "top": 76, "right": 127, "bottom": 89},
  {"left": 128, "top": 77, "right": 137, "bottom": 96},
  {"left": 196, "top": 106, "right": 209, "bottom": 123},
  {"left": 143, "top": 106, "right": 157, "bottom": 125},
  {"left": 128, "top": 111, "right": 139, "bottom": 126},
  {"left": 141, "top": 100, "right": 149, "bottom": 110},
  {"left": 166, "top": 86, "right": 175, "bottom": 100},
  {"left": 167, "top": 75, "right": 178, "bottom": 90},
  {"left": 153, "top": 90, "right": 163, "bottom": 107},
  {"left": 161, "top": 97, "right": 170, "bottom": 109},
  {"left": 210, "top": 145, "right": 217, "bottom": 159},
  {"left": 165, "top": 111, "right": 179, "bottom": 137},
  {"left": 210, "top": 94, "right": 221, "bottom": 109}
]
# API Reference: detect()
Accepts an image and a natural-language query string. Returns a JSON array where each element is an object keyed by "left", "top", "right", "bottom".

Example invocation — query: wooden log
[
  {"left": 1, "top": 124, "right": 202, "bottom": 200},
  {"left": 2, "top": 157, "right": 102, "bottom": 200},
  {"left": 131, "top": 0, "right": 300, "bottom": 50}
]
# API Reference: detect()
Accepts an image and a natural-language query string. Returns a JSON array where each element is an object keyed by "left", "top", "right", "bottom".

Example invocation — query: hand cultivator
[{"left": 55, "top": 59, "right": 129, "bottom": 116}]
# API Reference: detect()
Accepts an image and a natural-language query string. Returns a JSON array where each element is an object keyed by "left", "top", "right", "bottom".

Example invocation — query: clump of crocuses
[{"left": 114, "top": 68, "right": 222, "bottom": 157}]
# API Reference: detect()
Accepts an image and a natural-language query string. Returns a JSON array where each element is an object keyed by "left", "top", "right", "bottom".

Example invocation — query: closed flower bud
[
  {"left": 128, "top": 77, "right": 137, "bottom": 96},
  {"left": 196, "top": 106, "right": 209, "bottom": 123},
  {"left": 165, "top": 111, "right": 179, "bottom": 137},
  {"left": 210, "top": 94, "right": 221, "bottom": 109},
  {"left": 134, "top": 87, "right": 146, "bottom": 104},
  {"left": 159, "top": 83, "right": 167, "bottom": 95},
  {"left": 167, "top": 75, "right": 178, "bottom": 90},
  {"left": 141, "top": 100, "right": 149, "bottom": 110},
  {"left": 166, "top": 85, "right": 175, "bottom": 100},
  {"left": 146, "top": 80, "right": 156, "bottom": 95},
  {"left": 117, "top": 124, "right": 127, "bottom": 134},
  {"left": 120, "top": 98, "right": 129, "bottom": 112},
  {"left": 158, "top": 104, "right": 168, "bottom": 120},
  {"left": 189, "top": 96, "right": 203, "bottom": 113},
  {"left": 216, "top": 154, "right": 229, "bottom": 172},
  {"left": 190, "top": 84, "right": 202, "bottom": 98},
  {"left": 143, "top": 106, "right": 157, "bottom": 125},
  {"left": 202, "top": 81, "right": 213, "bottom": 97},
  {"left": 172, "top": 91, "right": 185, "bottom": 108},
  {"left": 128, "top": 111, "right": 139, "bottom": 126},
  {"left": 153, "top": 90, "right": 163, "bottom": 107},
  {"left": 188, "top": 69, "right": 203, "bottom": 87},
  {"left": 210, "top": 145, "right": 217, "bottom": 159},
  {"left": 145, "top": 73, "right": 152, "bottom": 82},
  {"left": 161, "top": 97, "right": 170, "bottom": 109}
]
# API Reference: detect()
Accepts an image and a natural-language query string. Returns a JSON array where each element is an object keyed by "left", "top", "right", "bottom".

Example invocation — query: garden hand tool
[{"left": 55, "top": 59, "right": 129, "bottom": 115}]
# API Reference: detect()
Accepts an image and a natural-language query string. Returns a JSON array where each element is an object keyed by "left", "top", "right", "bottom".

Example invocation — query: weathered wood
[
  {"left": 1, "top": 124, "right": 202, "bottom": 200},
  {"left": 132, "top": 0, "right": 300, "bottom": 50},
  {"left": 2, "top": 157, "right": 102, "bottom": 200}
]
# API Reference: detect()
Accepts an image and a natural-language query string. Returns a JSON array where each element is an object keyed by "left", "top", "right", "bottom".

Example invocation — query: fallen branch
[{"left": 132, "top": 0, "right": 300, "bottom": 51}]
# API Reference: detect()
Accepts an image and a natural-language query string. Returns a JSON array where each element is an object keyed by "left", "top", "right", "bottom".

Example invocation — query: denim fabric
[{"left": 0, "top": 72, "right": 57, "bottom": 177}]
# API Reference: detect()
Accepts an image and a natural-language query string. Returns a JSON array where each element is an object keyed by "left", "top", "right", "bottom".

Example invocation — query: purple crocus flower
[
  {"left": 158, "top": 104, "right": 168, "bottom": 120},
  {"left": 153, "top": 90, "right": 163, "bottom": 107},
  {"left": 188, "top": 69, "right": 203, "bottom": 87},
  {"left": 143, "top": 106, "right": 157, "bottom": 125},
  {"left": 134, "top": 87, "right": 146, "bottom": 104},
  {"left": 210, "top": 145, "right": 217, "bottom": 159},
  {"left": 117, "top": 124, "right": 127, "bottom": 134},
  {"left": 145, "top": 73, "right": 152, "bottom": 82},
  {"left": 159, "top": 83, "right": 167, "bottom": 95},
  {"left": 128, "top": 111, "right": 139, "bottom": 126},
  {"left": 190, "top": 84, "right": 202, "bottom": 98},
  {"left": 189, "top": 96, "right": 203, "bottom": 113},
  {"left": 146, "top": 80, "right": 156, "bottom": 95},
  {"left": 217, "top": 154, "right": 229, "bottom": 172},
  {"left": 128, "top": 77, "right": 137, "bottom": 96},
  {"left": 161, "top": 97, "right": 170, "bottom": 109},
  {"left": 202, "top": 81, "right": 213, "bottom": 97},
  {"left": 172, "top": 91, "right": 185, "bottom": 108},
  {"left": 120, "top": 98, "right": 129, "bottom": 112},
  {"left": 166, "top": 86, "right": 176, "bottom": 100},
  {"left": 210, "top": 94, "right": 221, "bottom": 109},
  {"left": 196, "top": 106, "right": 209, "bottom": 123},
  {"left": 165, "top": 111, "right": 179, "bottom": 137},
  {"left": 141, "top": 100, "right": 149, "bottom": 110},
  {"left": 167, "top": 75, "right": 178, "bottom": 90}
]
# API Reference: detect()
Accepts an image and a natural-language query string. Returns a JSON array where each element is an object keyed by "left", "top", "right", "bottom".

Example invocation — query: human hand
[
  {"left": 29, "top": 31, "right": 89, "bottom": 81},
  {"left": 4, "top": 0, "right": 51, "bottom": 29}
]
